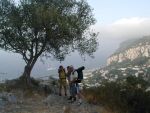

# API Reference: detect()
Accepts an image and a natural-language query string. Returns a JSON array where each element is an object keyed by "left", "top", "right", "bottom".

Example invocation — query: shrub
[{"left": 83, "top": 76, "right": 150, "bottom": 113}]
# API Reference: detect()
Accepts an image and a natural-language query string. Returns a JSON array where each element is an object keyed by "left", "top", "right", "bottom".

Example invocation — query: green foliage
[
  {"left": 4, "top": 76, "right": 40, "bottom": 90},
  {"left": 0, "top": 0, "right": 98, "bottom": 61},
  {"left": 145, "top": 68, "right": 150, "bottom": 82},
  {"left": 0, "top": 0, "right": 98, "bottom": 78},
  {"left": 108, "top": 59, "right": 131, "bottom": 68},
  {"left": 132, "top": 56, "right": 149, "bottom": 66},
  {"left": 0, "top": 83, "right": 7, "bottom": 92},
  {"left": 108, "top": 57, "right": 149, "bottom": 69},
  {"left": 1, "top": 77, "right": 52, "bottom": 96},
  {"left": 83, "top": 76, "right": 150, "bottom": 113},
  {"left": 108, "top": 69, "right": 122, "bottom": 75}
]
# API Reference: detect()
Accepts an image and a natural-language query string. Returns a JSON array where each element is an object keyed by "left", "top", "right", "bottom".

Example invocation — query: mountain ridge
[
  {"left": 84, "top": 36, "right": 150, "bottom": 87},
  {"left": 107, "top": 36, "right": 150, "bottom": 66}
]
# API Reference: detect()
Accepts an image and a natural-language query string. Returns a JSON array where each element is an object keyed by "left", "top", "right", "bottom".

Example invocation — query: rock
[
  {"left": 0, "top": 98, "right": 7, "bottom": 108},
  {"left": 107, "top": 37, "right": 150, "bottom": 65},
  {"left": 0, "top": 92, "right": 17, "bottom": 105},
  {"left": 7, "top": 93, "right": 17, "bottom": 104},
  {"left": 43, "top": 94, "right": 67, "bottom": 105},
  {"left": 0, "top": 92, "right": 8, "bottom": 108}
]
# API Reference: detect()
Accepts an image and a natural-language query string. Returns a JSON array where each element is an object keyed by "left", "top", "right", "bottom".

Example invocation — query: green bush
[{"left": 83, "top": 76, "right": 150, "bottom": 113}]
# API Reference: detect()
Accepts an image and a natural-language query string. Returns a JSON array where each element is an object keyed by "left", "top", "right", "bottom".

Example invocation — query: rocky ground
[
  {"left": 0, "top": 91, "right": 103, "bottom": 113},
  {"left": 0, "top": 77, "right": 106, "bottom": 113}
]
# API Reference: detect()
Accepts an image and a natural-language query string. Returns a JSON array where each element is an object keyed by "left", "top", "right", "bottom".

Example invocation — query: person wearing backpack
[
  {"left": 68, "top": 66, "right": 78, "bottom": 103},
  {"left": 75, "top": 66, "right": 85, "bottom": 105},
  {"left": 58, "top": 65, "right": 67, "bottom": 96},
  {"left": 75, "top": 66, "right": 85, "bottom": 82},
  {"left": 66, "top": 66, "right": 72, "bottom": 100}
]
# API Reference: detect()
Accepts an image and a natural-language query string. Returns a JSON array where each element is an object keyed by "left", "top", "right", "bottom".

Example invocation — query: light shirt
[{"left": 70, "top": 71, "right": 78, "bottom": 81}]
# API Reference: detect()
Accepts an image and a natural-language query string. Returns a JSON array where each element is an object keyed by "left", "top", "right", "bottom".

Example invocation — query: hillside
[
  {"left": 84, "top": 37, "right": 150, "bottom": 87},
  {"left": 114, "top": 36, "right": 150, "bottom": 54},
  {"left": 107, "top": 36, "right": 150, "bottom": 66},
  {"left": 83, "top": 38, "right": 150, "bottom": 113}
]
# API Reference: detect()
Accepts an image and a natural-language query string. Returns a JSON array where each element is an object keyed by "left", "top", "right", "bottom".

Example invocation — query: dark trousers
[{"left": 70, "top": 83, "right": 77, "bottom": 97}]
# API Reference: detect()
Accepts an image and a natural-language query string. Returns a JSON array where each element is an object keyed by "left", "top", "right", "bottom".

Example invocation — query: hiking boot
[
  {"left": 59, "top": 93, "right": 62, "bottom": 96},
  {"left": 68, "top": 100, "right": 75, "bottom": 103},
  {"left": 77, "top": 102, "right": 82, "bottom": 106},
  {"left": 68, "top": 97, "right": 76, "bottom": 103},
  {"left": 71, "top": 97, "right": 76, "bottom": 102},
  {"left": 67, "top": 96, "right": 72, "bottom": 100},
  {"left": 73, "top": 97, "right": 76, "bottom": 101}
]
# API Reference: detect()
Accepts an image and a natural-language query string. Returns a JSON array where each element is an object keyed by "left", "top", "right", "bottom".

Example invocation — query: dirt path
[{"left": 1, "top": 93, "right": 103, "bottom": 113}]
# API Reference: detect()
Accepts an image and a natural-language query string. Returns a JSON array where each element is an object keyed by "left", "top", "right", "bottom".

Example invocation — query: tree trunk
[
  {"left": 22, "top": 65, "right": 32, "bottom": 85},
  {"left": 22, "top": 57, "right": 38, "bottom": 86}
]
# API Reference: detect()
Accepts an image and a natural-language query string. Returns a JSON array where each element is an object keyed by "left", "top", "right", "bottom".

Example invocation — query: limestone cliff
[{"left": 107, "top": 37, "right": 150, "bottom": 65}]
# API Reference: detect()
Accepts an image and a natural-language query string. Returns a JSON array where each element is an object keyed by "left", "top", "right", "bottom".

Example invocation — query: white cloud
[
  {"left": 96, "top": 17, "right": 150, "bottom": 41},
  {"left": 112, "top": 17, "right": 149, "bottom": 26}
]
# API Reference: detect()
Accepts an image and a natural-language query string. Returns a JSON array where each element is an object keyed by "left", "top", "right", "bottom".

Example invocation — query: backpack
[{"left": 75, "top": 66, "right": 85, "bottom": 83}]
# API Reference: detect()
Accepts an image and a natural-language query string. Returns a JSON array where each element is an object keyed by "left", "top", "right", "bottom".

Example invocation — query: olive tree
[{"left": 0, "top": 0, "right": 98, "bottom": 84}]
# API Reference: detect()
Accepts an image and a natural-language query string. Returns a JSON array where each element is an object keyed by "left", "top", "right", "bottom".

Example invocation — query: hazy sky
[
  {"left": 1, "top": 0, "right": 150, "bottom": 79},
  {"left": 87, "top": 0, "right": 150, "bottom": 40},
  {"left": 88, "top": 0, "right": 150, "bottom": 24}
]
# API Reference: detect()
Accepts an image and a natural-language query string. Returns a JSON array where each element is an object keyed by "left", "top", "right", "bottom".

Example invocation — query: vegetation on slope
[{"left": 83, "top": 76, "right": 150, "bottom": 113}]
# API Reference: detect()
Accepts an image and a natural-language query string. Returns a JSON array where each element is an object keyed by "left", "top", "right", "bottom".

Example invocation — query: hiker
[
  {"left": 66, "top": 66, "right": 72, "bottom": 99},
  {"left": 68, "top": 66, "right": 78, "bottom": 103},
  {"left": 58, "top": 65, "right": 67, "bottom": 96},
  {"left": 75, "top": 66, "right": 85, "bottom": 105}
]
